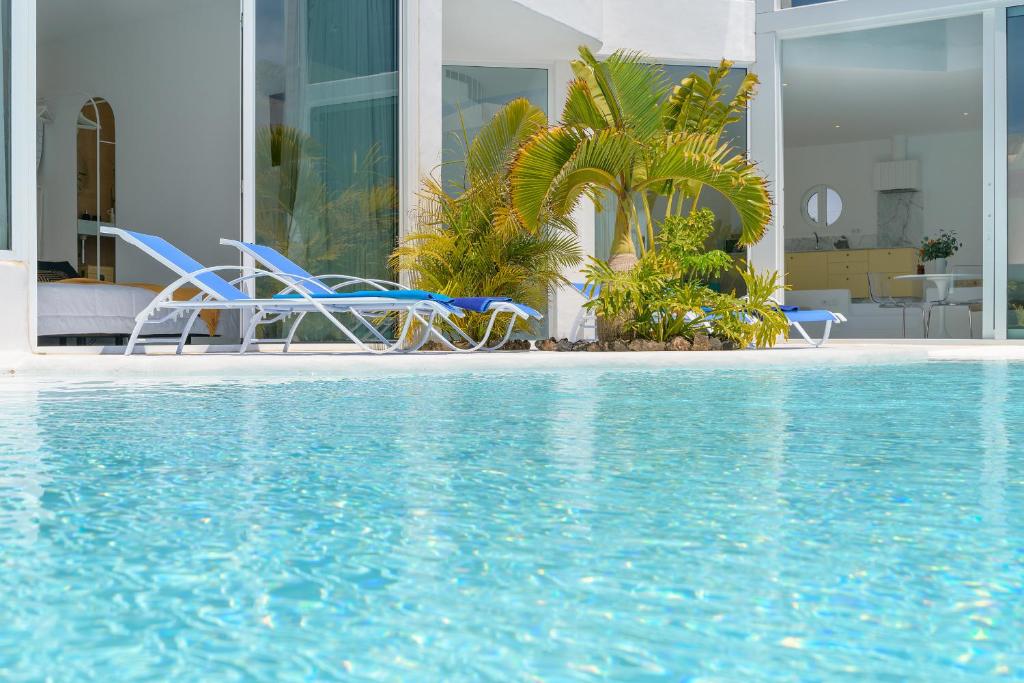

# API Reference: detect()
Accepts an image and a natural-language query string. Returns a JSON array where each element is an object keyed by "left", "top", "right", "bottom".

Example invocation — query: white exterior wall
[
  {"left": 601, "top": 0, "right": 755, "bottom": 63},
  {"left": 0, "top": 1, "right": 36, "bottom": 353},
  {"left": 0, "top": 262, "right": 30, "bottom": 352}
]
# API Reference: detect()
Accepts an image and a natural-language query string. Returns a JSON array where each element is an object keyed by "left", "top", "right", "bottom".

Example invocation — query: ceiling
[
  {"left": 783, "top": 16, "right": 983, "bottom": 147},
  {"left": 443, "top": 0, "right": 600, "bottom": 64}
]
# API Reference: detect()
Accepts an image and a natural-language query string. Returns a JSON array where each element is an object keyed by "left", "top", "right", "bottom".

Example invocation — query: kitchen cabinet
[{"left": 786, "top": 248, "right": 920, "bottom": 299}]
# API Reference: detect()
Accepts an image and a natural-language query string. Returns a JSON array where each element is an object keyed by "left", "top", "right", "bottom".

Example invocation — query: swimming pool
[{"left": 0, "top": 362, "right": 1021, "bottom": 681}]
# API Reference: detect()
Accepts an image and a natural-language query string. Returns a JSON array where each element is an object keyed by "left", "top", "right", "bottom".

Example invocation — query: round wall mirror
[{"left": 802, "top": 184, "right": 842, "bottom": 227}]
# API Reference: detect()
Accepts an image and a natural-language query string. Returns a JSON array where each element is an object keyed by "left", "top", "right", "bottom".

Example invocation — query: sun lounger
[
  {"left": 101, "top": 228, "right": 461, "bottom": 355},
  {"left": 777, "top": 306, "right": 847, "bottom": 348}
]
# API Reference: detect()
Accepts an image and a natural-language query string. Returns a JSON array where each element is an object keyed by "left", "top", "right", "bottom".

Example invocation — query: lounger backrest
[
  {"left": 226, "top": 241, "right": 334, "bottom": 296},
  {"left": 103, "top": 228, "right": 246, "bottom": 302}
]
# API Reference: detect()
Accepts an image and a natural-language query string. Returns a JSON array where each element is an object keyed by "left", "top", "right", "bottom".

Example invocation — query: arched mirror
[
  {"left": 77, "top": 97, "right": 116, "bottom": 280},
  {"left": 802, "top": 184, "right": 843, "bottom": 228}
]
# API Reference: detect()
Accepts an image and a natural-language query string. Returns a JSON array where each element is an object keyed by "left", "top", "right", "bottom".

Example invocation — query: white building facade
[{"left": 2, "top": 0, "right": 1022, "bottom": 352}]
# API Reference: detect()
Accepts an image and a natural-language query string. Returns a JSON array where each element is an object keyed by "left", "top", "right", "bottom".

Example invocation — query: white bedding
[{"left": 37, "top": 283, "right": 213, "bottom": 338}]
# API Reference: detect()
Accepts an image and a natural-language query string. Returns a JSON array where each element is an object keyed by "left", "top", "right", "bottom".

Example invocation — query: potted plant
[{"left": 919, "top": 231, "right": 962, "bottom": 274}]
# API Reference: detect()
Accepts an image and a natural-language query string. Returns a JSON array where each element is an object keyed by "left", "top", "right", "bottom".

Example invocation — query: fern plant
[{"left": 583, "top": 209, "right": 788, "bottom": 347}]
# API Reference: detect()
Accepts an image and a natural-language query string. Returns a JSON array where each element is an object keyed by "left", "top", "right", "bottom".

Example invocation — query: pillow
[{"left": 37, "top": 260, "right": 79, "bottom": 282}]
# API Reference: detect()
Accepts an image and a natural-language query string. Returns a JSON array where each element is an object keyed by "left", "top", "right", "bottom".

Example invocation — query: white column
[
  {"left": 549, "top": 60, "right": 596, "bottom": 340},
  {"left": 748, "top": 29, "right": 785, "bottom": 300},
  {"left": 0, "top": 0, "right": 37, "bottom": 352},
  {"left": 401, "top": 0, "right": 442, "bottom": 243}
]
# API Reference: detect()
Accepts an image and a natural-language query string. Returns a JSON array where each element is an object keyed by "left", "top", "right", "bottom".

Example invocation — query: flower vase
[{"left": 927, "top": 258, "right": 948, "bottom": 274}]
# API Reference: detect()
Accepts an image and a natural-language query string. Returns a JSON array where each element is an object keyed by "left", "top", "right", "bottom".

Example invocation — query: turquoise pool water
[{"left": 0, "top": 363, "right": 1022, "bottom": 681}]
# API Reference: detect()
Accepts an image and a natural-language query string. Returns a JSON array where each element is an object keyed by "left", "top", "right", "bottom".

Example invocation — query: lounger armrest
[{"left": 309, "top": 275, "right": 407, "bottom": 293}]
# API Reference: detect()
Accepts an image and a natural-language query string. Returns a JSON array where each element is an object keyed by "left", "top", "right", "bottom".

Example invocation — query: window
[
  {"left": 441, "top": 66, "right": 548, "bottom": 190},
  {"left": 802, "top": 185, "right": 843, "bottom": 227},
  {"left": 0, "top": 0, "right": 9, "bottom": 251},
  {"left": 254, "top": 0, "right": 399, "bottom": 341}
]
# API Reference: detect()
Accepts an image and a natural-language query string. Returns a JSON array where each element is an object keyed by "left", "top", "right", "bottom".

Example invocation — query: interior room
[
  {"left": 782, "top": 17, "right": 983, "bottom": 339},
  {"left": 35, "top": 0, "right": 241, "bottom": 345}
]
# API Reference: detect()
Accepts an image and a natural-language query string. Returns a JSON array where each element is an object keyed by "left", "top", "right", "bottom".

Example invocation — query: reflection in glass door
[
  {"left": 253, "top": 0, "right": 399, "bottom": 341},
  {"left": 1008, "top": 8, "right": 1024, "bottom": 337}
]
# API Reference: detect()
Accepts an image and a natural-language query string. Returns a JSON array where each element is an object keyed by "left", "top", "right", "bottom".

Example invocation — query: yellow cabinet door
[
  {"left": 827, "top": 273, "right": 869, "bottom": 298},
  {"left": 868, "top": 248, "right": 918, "bottom": 274},
  {"left": 786, "top": 253, "right": 828, "bottom": 290}
]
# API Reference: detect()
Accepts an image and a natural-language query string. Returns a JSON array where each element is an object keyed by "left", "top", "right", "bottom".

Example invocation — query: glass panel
[
  {"left": 783, "top": 17, "right": 982, "bottom": 338},
  {"left": 255, "top": 0, "right": 399, "bottom": 341},
  {"left": 441, "top": 66, "right": 550, "bottom": 336},
  {"left": 1008, "top": 9, "right": 1024, "bottom": 336},
  {"left": 442, "top": 66, "right": 548, "bottom": 191},
  {"left": 0, "top": 0, "right": 9, "bottom": 251}
]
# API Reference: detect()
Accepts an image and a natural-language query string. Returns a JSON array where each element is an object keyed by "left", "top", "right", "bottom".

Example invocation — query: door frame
[
  {"left": 752, "top": 0, "right": 1011, "bottom": 339},
  {"left": 13, "top": 0, "right": 38, "bottom": 349}
]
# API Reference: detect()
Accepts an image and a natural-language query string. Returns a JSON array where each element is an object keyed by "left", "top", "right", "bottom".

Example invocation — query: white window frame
[
  {"left": 753, "top": 0, "right": 1017, "bottom": 339},
  {"left": 3, "top": 0, "right": 38, "bottom": 346}
]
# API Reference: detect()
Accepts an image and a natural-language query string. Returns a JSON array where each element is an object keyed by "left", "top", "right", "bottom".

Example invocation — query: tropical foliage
[
  {"left": 391, "top": 99, "right": 582, "bottom": 342},
  {"left": 507, "top": 48, "right": 783, "bottom": 347},
  {"left": 511, "top": 48, "right": 771, "bottom": 270},
  {"left": 583, "top": 209, "right": 788, "bottom": 348}
]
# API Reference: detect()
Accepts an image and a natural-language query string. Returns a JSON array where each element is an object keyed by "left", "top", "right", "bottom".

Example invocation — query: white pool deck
[{"left": 3, "top": 340, "right": 1024, "bottom": 382}]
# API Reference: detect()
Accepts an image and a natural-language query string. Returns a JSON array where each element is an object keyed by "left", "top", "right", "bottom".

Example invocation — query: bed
[{"left": 37, "top": 281, "right": 216, "bottom": 343}]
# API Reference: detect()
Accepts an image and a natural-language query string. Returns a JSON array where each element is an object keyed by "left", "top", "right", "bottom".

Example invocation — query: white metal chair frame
[
  {"left": 125, "top": 265, "right": 459, "bottom": 356},
  {"left": 923, "top": 266, "right": 982, "bottom": 339},
  {"left": 252, "top": 271, "right": 527, "bottom": 353},
  {"left": 867, "top": 272, "right": 925, "bottom": 338}
]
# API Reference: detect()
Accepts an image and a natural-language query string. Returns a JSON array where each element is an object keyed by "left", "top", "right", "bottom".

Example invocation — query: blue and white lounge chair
[
  {"left": 100, "top": 227, "right": 462, "bottom": 355},
  {"left": 777, "top": 306, "right": 847, "bottom": 348},
  {"left": 221, "top": 239, "right": 541, "bottom": 351},
  {"left": 686, "top": 302, "right": 846, "bottom": 348}
]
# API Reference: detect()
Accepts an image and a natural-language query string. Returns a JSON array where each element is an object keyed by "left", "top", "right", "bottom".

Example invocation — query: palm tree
[{"left": 512, "top": 48, "right": 772, "bottom": 272}]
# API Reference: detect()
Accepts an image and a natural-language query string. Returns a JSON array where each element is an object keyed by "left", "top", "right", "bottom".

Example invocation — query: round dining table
[{"left": 893, "top": 273, "right": 976, "bottom": 302}]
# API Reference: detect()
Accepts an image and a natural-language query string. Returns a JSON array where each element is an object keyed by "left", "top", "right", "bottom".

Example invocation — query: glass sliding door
[
  {"left": 1008, "top": 8, "right": 1024, "bottom": 337},
  {"left": 781, "top": 18, "right": 983, "bottom": 338},
  {"left": 254, "top": 0, "right": 399, "bottom": 341}
]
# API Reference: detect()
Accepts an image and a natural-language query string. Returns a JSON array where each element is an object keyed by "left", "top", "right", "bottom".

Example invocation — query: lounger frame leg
[
  {"left": 791, "top": 320, "right": 832, "bottom": 348},
  {"left": 284, "top": 313, "right": 306, "bottom": 352},
  {"left": 176, "top": 309, "right": 204, "bottom": 354}
]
